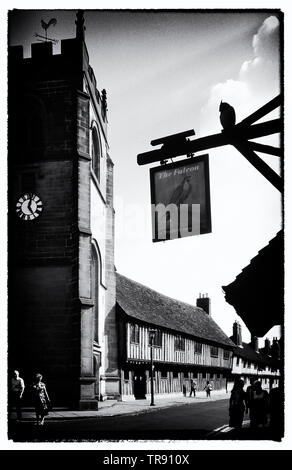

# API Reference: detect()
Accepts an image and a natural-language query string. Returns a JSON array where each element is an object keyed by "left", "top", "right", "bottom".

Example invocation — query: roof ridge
[
  {"left": 116, "top": 272, "right": 234, "bottom": 347},
  {"left": 116, "top": 272, "right": 204, "bottom": 313}
]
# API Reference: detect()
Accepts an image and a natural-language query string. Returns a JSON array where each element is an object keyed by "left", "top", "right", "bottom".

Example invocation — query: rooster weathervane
[{"left": 34, "top": 18, "right": 58, "bottom": 44}]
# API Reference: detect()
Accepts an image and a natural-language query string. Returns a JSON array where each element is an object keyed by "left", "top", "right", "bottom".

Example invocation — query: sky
[{"left": 7, "top": 9, "right": 283, "bottom": 346}]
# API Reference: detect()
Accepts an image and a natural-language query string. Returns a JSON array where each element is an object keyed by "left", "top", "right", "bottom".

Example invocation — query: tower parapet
[{"left": 9, "top": 11, "right": 107, "bottom": 132}]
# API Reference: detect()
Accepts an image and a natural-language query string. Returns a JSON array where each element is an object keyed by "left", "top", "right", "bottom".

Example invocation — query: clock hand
[{"left": 27, "top": 197, "right": 33, "bottom": 214}]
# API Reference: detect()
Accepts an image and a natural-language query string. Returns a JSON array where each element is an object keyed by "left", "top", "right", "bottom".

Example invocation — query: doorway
[{"left": 133, "top": 369, "right": 146, "bottom": 399}]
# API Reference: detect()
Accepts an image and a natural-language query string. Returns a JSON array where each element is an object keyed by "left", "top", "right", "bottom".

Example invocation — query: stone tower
[{"left": 8, "top": 10, "right": 120, "bottom": 409}]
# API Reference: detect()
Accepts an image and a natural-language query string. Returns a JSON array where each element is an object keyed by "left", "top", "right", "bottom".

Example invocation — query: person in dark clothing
[
  {"left": 245, "top": 376, "right": 256, "bottom": 413},
  {"left": 229, "top": 378, "right": 247, "bottom": 429},
  {"left": 189, "top": 379, "right": 197, "bottom": 397},
  {"left": 9, "top": 370, "right": 25, "bottom": 422},
  {"left": 269, "top": 386, "right": 282, "bottom": 436},
  {"left": 249, "top": 380, "right": 269, "bottom": 428}
]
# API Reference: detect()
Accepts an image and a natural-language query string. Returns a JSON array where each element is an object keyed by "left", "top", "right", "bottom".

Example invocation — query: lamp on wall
[{"left": 149, "top": 328, "right": 156, "bottom": 406}]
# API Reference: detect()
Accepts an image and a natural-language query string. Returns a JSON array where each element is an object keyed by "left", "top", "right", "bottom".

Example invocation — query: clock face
[{"left": 16, "top": 193, "right": 43, "bottom": 221}]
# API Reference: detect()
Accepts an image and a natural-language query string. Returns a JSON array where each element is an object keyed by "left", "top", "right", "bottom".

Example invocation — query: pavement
[
  {"left": 9, "top": 390, "right": 283, "bottom": 441},
  {"left": 9, "top": 389, "right": 230, "bottom": 421}
]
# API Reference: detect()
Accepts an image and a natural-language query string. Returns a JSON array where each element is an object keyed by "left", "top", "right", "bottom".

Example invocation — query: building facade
[
  {"left": 229, "top": 322, "right": 281, "bottom": 391},
  {"left": 116, "top": 274, "right": 235, "bottom": 398},
  {"left": 8, "top": 11, "right": 119, "bottom": 409}
]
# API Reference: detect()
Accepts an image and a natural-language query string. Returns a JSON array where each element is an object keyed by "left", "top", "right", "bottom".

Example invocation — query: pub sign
[{"left": 150, "top": 155, "right": 212, "bottom": 242}]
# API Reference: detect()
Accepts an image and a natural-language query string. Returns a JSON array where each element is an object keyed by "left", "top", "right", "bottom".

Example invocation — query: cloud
[
  {"left": 201, "top": 15, "right": 280, "bottom": 134},
  {"left": 205, "top": 79, "right": 249, "bottom": 109},
  {"left": 239, "top": 15, "right": 280, "bottom": 99},
  {"left": 252, "top": 15, "right": 280, "bottom": 58}
]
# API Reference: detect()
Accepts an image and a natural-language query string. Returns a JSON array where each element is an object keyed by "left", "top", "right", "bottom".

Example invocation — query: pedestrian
[
  {"left": 229, "top": 378, "right": 247, "bottom": 429},
  {"left": 245, "top": 376, "right": 256, "bottom": 413},
  {"left": 182, "top": 383, "right": 187, "bottom": 397},
  {"left": 204, "top": 381, "right": 212, "bottom": 398},
  {"left": 189, "top": 379, "right": 197, "bottom": 397},
  {"left": 249, "top": 380, "right": 269, "bottom": 428},
  {"left": 269, "top": 386, "right": 282, "bottom": 437},
  {"left": 31, "top": 373, "right": 51, "bottom": 425},
  {"left": 9, "top": 370, "right": 25, "bottom": 422}
]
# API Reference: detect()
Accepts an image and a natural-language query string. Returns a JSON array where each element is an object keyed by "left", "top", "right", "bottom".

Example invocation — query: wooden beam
[
  {"left": 242, "top": 119, "right": 281, "bottom": 140},
  {"left": 238, "top": 95, "right": 282, "bottom": 127},
  {"left": 248, "top": 141, "right": 282, "bottom": 157},
  {"left": 232, "top": 139, "right": 283, "bottom": 193},
  {"left": 151, "top": 129, "right": 195, "bottom": 146},
  {"left": 137, "top": 119, "right": 281, "bottom": 166}
]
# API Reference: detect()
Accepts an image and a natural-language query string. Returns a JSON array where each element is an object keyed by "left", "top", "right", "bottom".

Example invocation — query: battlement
[
  {"left": 9, "top": 36, "right": 88, "bottom": 63},
  {"left": 9, "top": 36, "right": 107, "bottom": 125}
]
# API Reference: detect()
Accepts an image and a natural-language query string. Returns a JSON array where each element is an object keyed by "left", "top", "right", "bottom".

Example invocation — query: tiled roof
[
  {"left": 222, "top": 230, "right": 284, "bottom": 337},
  {"left": 116, "top": 273, "right": 234, "bottom": 348}
]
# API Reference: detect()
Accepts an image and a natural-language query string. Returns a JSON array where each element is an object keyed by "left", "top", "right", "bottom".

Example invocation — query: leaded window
[{"left": 130, "top": 324, "right": 139, "bottom": 343}]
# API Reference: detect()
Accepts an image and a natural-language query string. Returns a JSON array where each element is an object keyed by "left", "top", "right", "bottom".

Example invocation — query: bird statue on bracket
[
  {"left": 219, "top": 101, "right": 236, "bottom": 130},
  {"left": 41, "top": 18, "right": 57, "bottom": 41}
]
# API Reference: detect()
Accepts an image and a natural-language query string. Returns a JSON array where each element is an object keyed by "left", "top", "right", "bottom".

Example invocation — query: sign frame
[{"left": 150, "top": 154, "right": 212, "bottom": 242}]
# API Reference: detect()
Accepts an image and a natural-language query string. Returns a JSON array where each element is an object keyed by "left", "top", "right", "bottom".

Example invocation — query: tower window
[
  {"left": 92, "top": 127, "right": 101, "bottom": 182},
  {"left": 91, "top": 247, "right": 99, "bottom": 343}
]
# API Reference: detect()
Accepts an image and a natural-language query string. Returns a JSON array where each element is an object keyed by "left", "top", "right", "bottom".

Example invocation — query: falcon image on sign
[{"left": 150, "top": 155, "right": 212, "bottom": 242}]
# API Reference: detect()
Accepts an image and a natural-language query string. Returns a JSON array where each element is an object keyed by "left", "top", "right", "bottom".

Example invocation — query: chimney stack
[
  {"left": 232, "top": 321, "right": 242, "bottom": 347},
  {"left": 196, "top": 293, "right": 211, "bottom": 316},
  {"left": 251, "top": 335, "right": 259, "bottom": 353},
  {"left": 264, "top": 338, "right": 271, "bottom": 355},
  {"left": 271, "top": 337, "right": 280, "bottom": 360}
]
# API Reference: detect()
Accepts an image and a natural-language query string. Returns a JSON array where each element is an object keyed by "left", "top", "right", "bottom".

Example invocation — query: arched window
[
  {"left": 91, "top": 247, "right": 99, "bottom": 343},
  {"left": 92, "top": 127, "right": 101, "bottom": 183}
]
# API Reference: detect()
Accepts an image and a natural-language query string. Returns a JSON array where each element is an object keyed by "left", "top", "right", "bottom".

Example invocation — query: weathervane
[{"left": 34, "top": 18, "right": 58, "bottom": 44}]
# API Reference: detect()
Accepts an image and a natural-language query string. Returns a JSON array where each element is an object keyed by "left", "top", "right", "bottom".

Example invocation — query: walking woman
[
  {"left": 32, "top": 373, "right": 51, "bottom": 425},
  {"left": 204, "top": 381, "right": 212, "bottom": 398},
  {"left": 229, "top": 378, "right": 247, "bottom": 429}
]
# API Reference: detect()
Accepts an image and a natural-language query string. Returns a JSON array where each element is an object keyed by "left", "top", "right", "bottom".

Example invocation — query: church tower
[{"left": 8, "top": 11, "right": 120, "bottom": 409}]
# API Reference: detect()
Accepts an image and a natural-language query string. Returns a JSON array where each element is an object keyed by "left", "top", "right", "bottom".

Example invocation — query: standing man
[
  {"left": 10, "top": 370, "right": 25, "bottom": 422},
  {"left": 246, "top": 376, "right": 256, "bottom": 413},
  {"left": 189, "top": 379, "right": 197, "bottom": 397}
]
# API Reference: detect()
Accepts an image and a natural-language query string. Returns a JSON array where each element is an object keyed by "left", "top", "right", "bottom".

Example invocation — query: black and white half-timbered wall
[{"left": 116, "top": 274, "right": 235, "bottom": 399}]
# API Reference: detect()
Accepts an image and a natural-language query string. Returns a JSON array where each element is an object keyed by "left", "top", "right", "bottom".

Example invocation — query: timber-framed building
[{"left": 116, "top": 274, "right": 235, "bottom": 398}]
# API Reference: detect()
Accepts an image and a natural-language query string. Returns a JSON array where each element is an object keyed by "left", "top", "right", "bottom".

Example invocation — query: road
[{"left": 9, "top": 398, "right": 231, "bottom": 442}]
